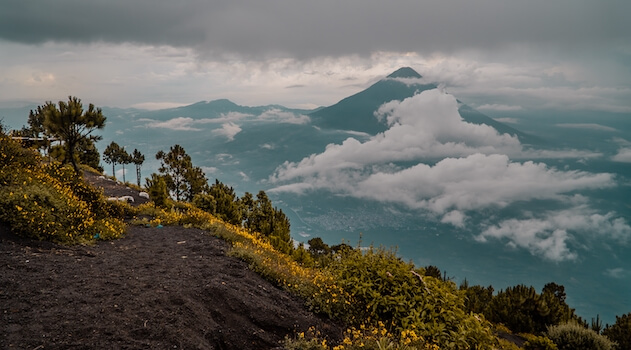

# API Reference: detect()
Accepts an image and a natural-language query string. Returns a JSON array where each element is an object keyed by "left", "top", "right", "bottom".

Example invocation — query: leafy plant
[
  {"left": 546, "top": 321, "right": 615, "bottom": 350},
  {"left": 146, "top": 173, "right": 171, "bottom": 208},
  {"left": 0, "top": 134, "right": 124, "bottom": 243},
  {"left": 487, "top": 284, "right": 575, "bottom": 334},
  {"left": 31, "top": 96, "right": 106, "bottom": 172},
  {"left": 603, "top": 312, "right": 631, "bottom": 350},
  {"left": 312, "top": 246, "right": 496, "bottom": 349},
  {"left": 156, "top": 144, "right": 207, "bottom": 201},
  {"left": 523, "top": 334, "right": 557, "bottom": 350}
]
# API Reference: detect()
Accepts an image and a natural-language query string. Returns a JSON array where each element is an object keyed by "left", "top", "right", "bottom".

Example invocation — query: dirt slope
[{"left": 0, "top": 174, "right": 342, "bottom": 349}]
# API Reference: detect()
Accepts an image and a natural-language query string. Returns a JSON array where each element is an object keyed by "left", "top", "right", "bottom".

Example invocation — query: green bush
[
  {"left": 523, "top": 335, "right": 557, "bottom": 350},
  {"left": 487, "top": 284, "right": 574, "bottom": 334},
  {"left": 460, "top": 282, "right": 494, "bottom": 315},
  {"left": 546, "top": 322, "right": 615, "bottom": 350},
  {"left": 313, "top": 246, "right": 496, "bottom": 349},
  {"left": 0, "top": 135, "right": 125, "bottom": 243},
  {"left": 602, "top": 312, "right": 630, "bottom": 350},
  {"left": 146, "top": 173, "right": 171, "bottom": 208}
]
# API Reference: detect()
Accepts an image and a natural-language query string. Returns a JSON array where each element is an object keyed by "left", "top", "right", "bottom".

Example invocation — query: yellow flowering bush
[
  {"left": 285, "top": 322, "right": 442, "bottom": 350},
  {"left": 306, "top": 246, "right": 497, "bottom": 349},
  {"left": 0, "top": 134, "right": 125, "bottom": 243}
]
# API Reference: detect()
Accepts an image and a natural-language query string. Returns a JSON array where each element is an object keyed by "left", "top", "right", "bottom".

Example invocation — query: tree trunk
[
  {"left": 136, "top": 165, "right": 142, "bottom": 187},
  {"left": 66, "top": 140, "right": 79, "bottom": 172}
]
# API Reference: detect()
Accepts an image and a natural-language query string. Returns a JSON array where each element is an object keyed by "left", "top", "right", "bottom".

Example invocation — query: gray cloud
[
  {"left": 1, "top": 1, "right": 629, "bottom": 114},
  {"left": 1, "top": 0, "right": 629, "bottom": 60}
]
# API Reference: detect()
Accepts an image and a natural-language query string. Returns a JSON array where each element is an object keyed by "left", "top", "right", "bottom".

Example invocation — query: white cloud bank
[
  {"left": 612, "top": 148, "right": 631, "bottom": 163},
  {"left": 212, "top": 122, "right": 242, "bottom": 141},
  {"left": 138, "top": 109, "right": 309, "bottom": 139},
  {"left": 477, "top": 206, "right": 631, "bottom": 261},
  {"left": 611, "top": 138, "right": 631, "bottom": 163},
  {"left": 270, "top": 88, "right": 629, "bottom": 261}
]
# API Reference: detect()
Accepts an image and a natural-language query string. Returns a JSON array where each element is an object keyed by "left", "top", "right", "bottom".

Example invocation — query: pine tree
[
  {"left": 156, "top": 144, "right": 207, "bottom": 201},
  {"left": 131, "top": 149, "right": 145, "bottom": 187},
  {"left": 33, "top": 96, "right": 106, "bottom": 172},
  {"left": 118, "top": 147, "right": 131, "bottom": 184},
  {"left": 103, "top": 141, "right": 121, "bottom": 179}
]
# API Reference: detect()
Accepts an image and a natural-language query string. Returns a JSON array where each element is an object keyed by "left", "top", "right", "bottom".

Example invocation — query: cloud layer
[
  {"left": 2, "top": 1, "right": 629, "bottom": 60},
  {"left": 138, "top": 109, "right": 310, "bottom": 140},
  {"left": 270, "top": 89, "right": 628, "bottom": 260},
  {"left": 477, "top": 205, "right": 631, "bottom": 261},
  {"left": 1, "top": 1, "right": 629, "bottom": 114}
]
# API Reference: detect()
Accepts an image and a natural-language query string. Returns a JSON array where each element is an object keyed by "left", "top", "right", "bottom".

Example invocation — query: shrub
[
  {"left": 313, "top": 246, "right": 496, "bottom": 349},
  {"left": 546, "top": 322, "right": 615, "bottom": 350},
  {"left": 0, "top": 135, "right": 124, "bottom": 243},
  {"left": 487, "top": 284, "right": 574, "bottom": 334},
  {"left": 496, "top": 339, "right": 521, "bottom": 350},
  {"left": 523, "top": 335, "right": 557, "bottom": 350},
  {"left": 146, "top": 173, "right": 171, "bottom": 208},
  {"left": 602, "top": 312, "right": 630, "bottom": 350},
  {"left": 460, "top": 282, "right": 494, "bottom": 315}
]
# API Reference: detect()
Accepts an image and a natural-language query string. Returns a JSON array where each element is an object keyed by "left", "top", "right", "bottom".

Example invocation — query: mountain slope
[
  {"left": 310, "top": 67, "right": 538, "bottom": 144},
  {"left": 309, "top": 68, "right": 436, "bottom": 134}
]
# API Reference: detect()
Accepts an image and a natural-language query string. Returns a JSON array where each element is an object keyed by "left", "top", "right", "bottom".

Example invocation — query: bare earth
[{"left": 0, "top": 175, "right": 342, "bottom": 349}]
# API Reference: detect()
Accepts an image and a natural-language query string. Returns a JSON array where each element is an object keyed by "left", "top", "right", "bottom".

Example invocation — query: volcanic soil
[{"left": 0, "top": 174, "right": 342, "bottom": 349}]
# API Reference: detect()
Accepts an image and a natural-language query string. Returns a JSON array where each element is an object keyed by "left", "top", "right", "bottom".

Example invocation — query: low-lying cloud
[
  {"left": 477, "top": 104, "right": 523, "bottom": 111},
  {"left": 138, "top": 109, "right": 310, "bottom": 136},
  {"left": 212, "top": 122, "right": 241, "bottom": 141},
  {"left": 557, "top": 123, "right": 617, "bottom": 132},
  {"left": 477, "top": 206, "right": 631, "bottom": 261},
  {"left": 270, "top": 88, "right": 628, "bottom": 261}
]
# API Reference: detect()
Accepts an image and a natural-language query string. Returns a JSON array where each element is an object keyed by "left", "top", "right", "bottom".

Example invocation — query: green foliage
[
  {"left": 546, "top": 322, "right": 616, "bottom": 350},
  {"left": 284, "top": 323, "right": 439, "bottom": 349},
  {"left": 523, "top": 335, "right": 558, "bottom": 350},
  {"left": 103, "top": 141, "right": 132, "bottom": 182},
  {"left": 291, "top": 242, "right": 315, "bottom": 267},
  {"left": 146, "top": 173, "right": 171, "bottom": 209},
  {"left": 76, "top": 137, "right": 102, "bottom": 172},
  {"left": 307, "top": 237, "right": 334, "bottom": 267},
  {"left": 487, "top": 283, "right": 575, "bottom": 334},
  {"left": 156, "top": 144, "right": 208, "bottom": 201},
  {"left": 423, "top": 265, "right": 442, "bottom": 279},
  {"left": 603, "top": 312, "right": 631, "bottom": 350},
  {"left": 590, "top": 315, "right": 603, "bottom": 335},
  {"left": 0, "top": 134, "right": 124, "bottom": 243},
  {"left": 496, "top": 338, "right": 521, "bottom": 350},
  {"left": 33, "top": 96, "right": 106, "bottom": 171},
  {"left": 103, "top": 141, "right": 121, "bottom": 178},
  {"left": 313, "top": 246, "right": 496, "bottom": 349},
  {"left": 131, "top": 148, "right": 145, "bottom": 187},
  {"left": 193, "top": 180, "right": 243, "bottom": 225},
  {"left": 0, "top": 131, "right": 39, "bottom": 172},
  {"left": 242, "top": 190, "right": 292, "bottom": 254},
  {"left": 460, "top": 281, "right": 494, "bottom": 316}
]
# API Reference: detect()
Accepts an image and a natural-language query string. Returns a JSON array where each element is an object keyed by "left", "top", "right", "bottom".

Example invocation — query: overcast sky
[{"left": 1, "top": 0, "right": 630, "bottom": 111}]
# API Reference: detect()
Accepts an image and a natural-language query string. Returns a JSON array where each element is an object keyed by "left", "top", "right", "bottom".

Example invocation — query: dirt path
[{"left": 0, "top": 224, "right": 342, "bottom": 349}]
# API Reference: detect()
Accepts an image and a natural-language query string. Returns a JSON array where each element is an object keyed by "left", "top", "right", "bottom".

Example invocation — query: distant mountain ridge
[
  {"left": 0, "top": 67, "right": 537, "bottom": 146},
  {"left": 309, "top": 67, "right": 538, "bottom": 144},
  {"left": 309, "top": 67, "right": 436, "bottom": 134}
]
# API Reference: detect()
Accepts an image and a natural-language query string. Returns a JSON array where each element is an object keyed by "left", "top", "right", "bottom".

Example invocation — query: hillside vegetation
[{"left": 2, "top": 113, "right": 630, "bottom": 349}]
